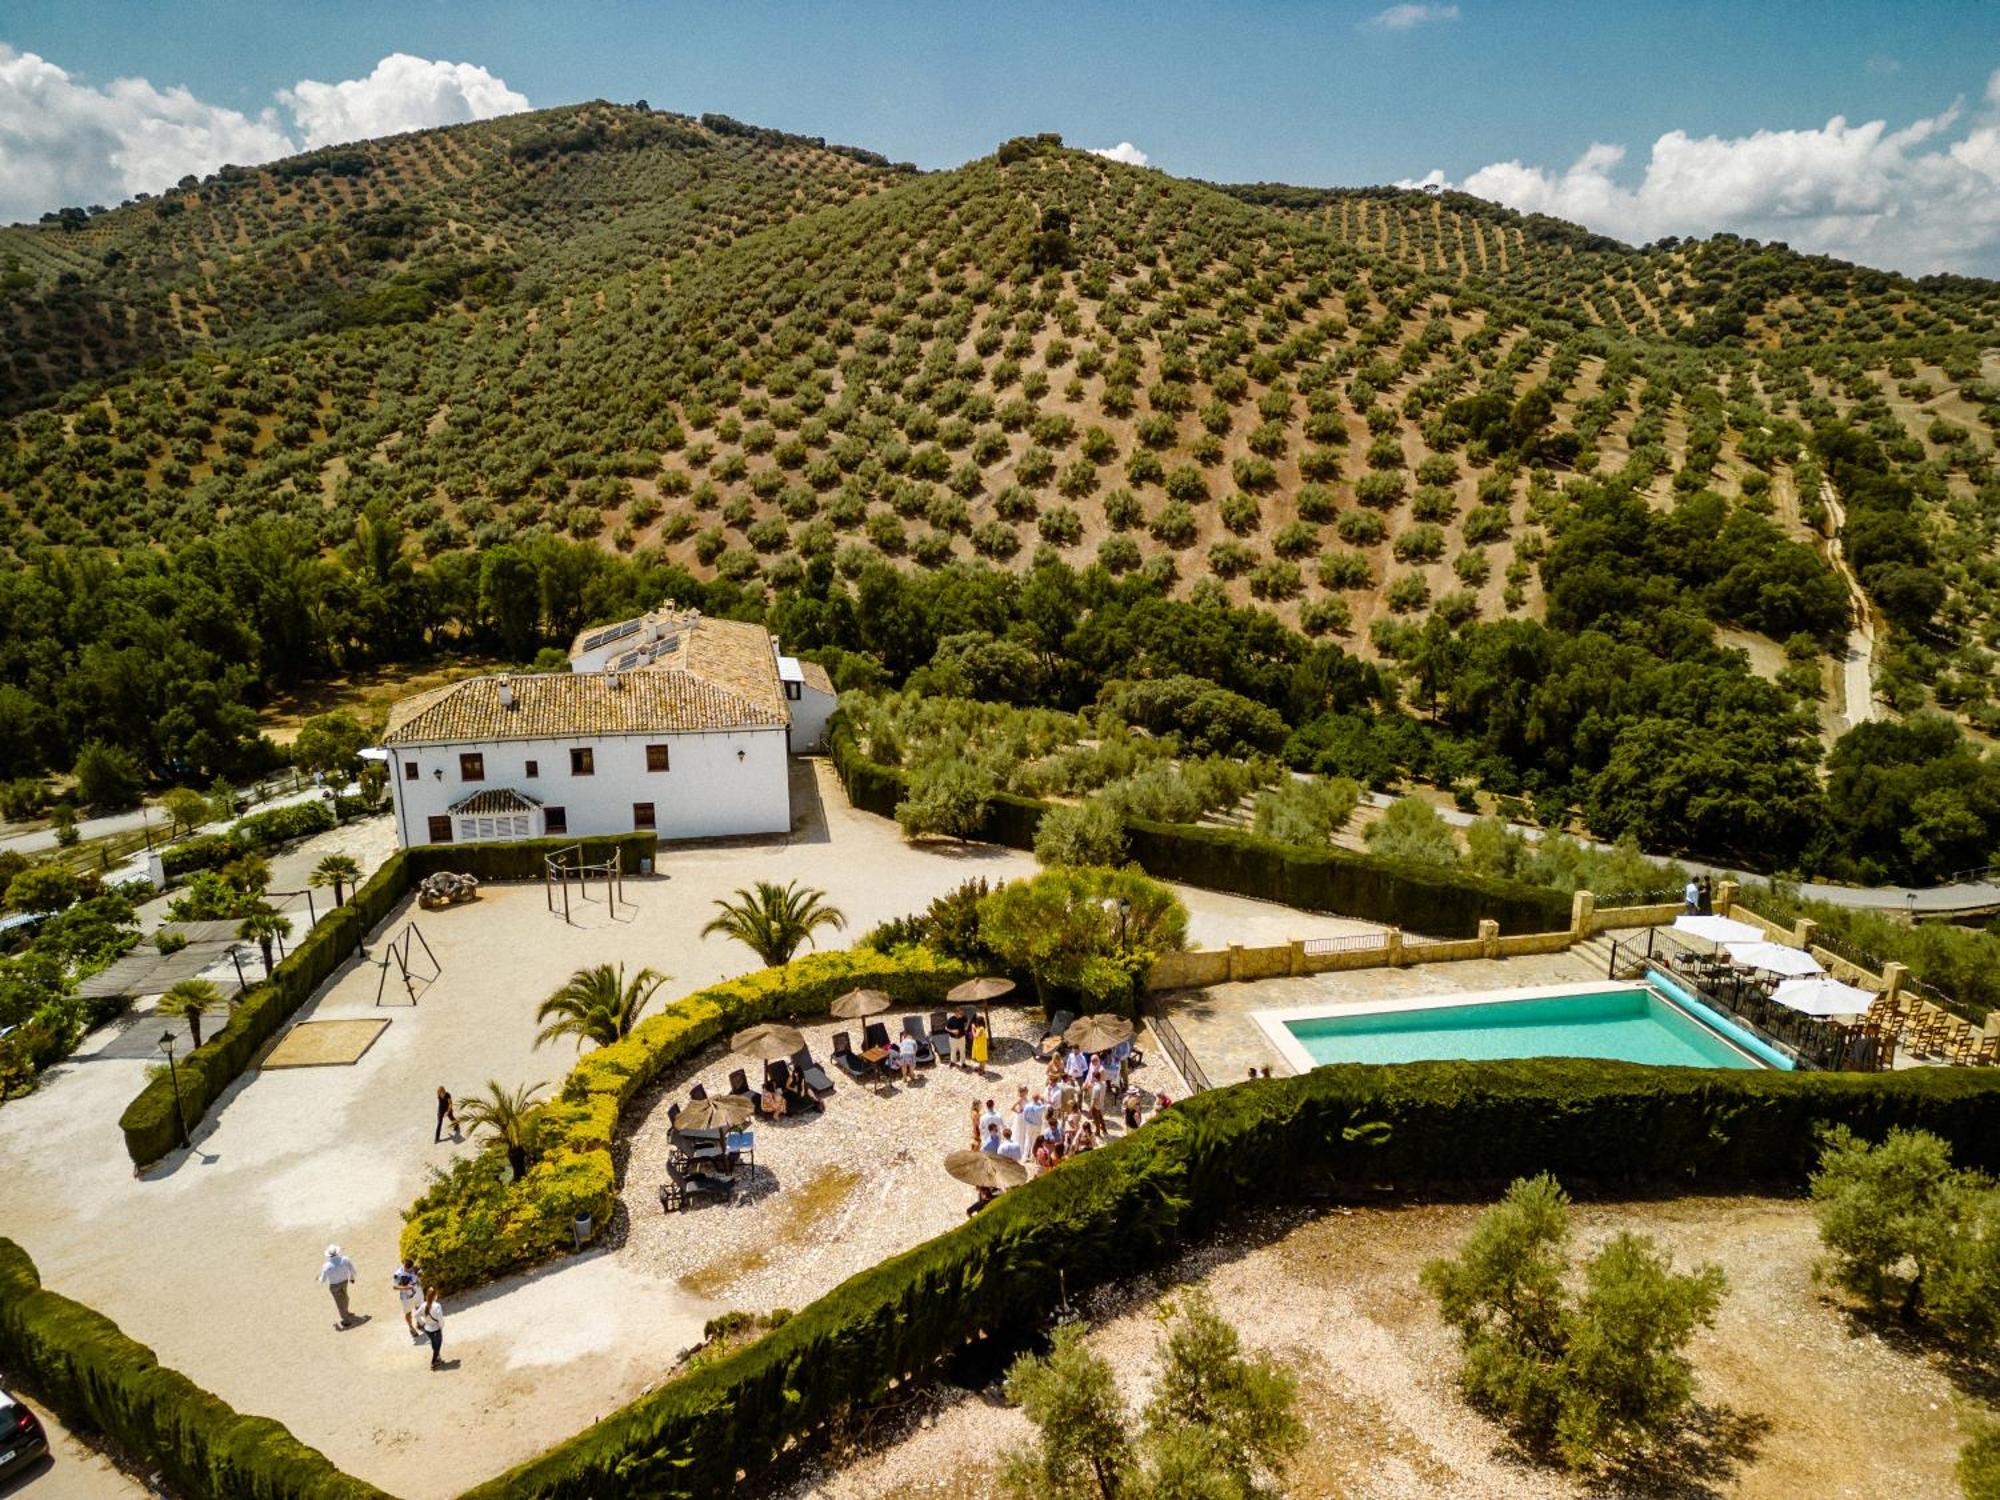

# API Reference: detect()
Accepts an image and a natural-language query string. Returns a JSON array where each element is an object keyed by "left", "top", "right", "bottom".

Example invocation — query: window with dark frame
[
  {"left": 459, "top": 752, "right": 485, "bottom": 781},
  {"left": 524, "top": 759, "right": 539, "bottom": 778},
  {"left": 784, "top": 680, "right": 802, "bottom": 701},
  {"left": 569, "top": 747, "right": 594, "bottom": 775},
  {"left": 544, "top": 806, "right": 567, "bottom": 835},
  {"left": 633, "top": 802, "right": 656, "bottom": 829},
  {"left": 426, "top": 815, "right": 453, "bottom": 843},
  {"left": 645, "top": 743, "right": 670, "bottom": 772},
  {"left": 404, "top": 761, "right": 418, "bottom": 781}
]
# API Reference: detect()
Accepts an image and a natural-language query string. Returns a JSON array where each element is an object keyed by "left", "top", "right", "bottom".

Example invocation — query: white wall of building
[
  {"left": 786, "top": 684, "right": 837, "bottom": 753},
  {"left": 387, "top": 726, "right": 791, "bottom": 847}
]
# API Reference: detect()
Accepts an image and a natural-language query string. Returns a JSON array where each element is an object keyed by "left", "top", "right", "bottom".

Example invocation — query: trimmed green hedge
[
  {"left": 401, "top": 947, "right": 974, "bottom": 1293},
  {"left": 828, "top": 712, "right": 1569, "bottom": 938},
  {"left": 0, "top": 1238, "right": 389, "bottom": 1500},
  {"left": 463, "top": 1060, "right": 2000, "bottom": 1499},
  {"left": 118, "top": 833, "right": 660, "bottom": 1168},
  {"left": 1122, "top": 819, "right": 1571, "bottom": 937}
]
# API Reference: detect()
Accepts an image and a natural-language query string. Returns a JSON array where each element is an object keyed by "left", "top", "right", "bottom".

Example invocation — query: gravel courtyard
[{"left": 0, "top": 760, "right": 1363, "bottom": 1498}]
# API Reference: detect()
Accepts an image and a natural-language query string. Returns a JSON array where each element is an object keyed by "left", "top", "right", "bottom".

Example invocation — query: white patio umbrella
[
  {"left": 1770, "top": 976, "right": 1877, "bottom": 1018},
  {"left": 1724, "top": 941, "right": 1825, "bottom": 978},
  {"left": 1672, "top": 914, "right": 1765, "bottom": 946}
]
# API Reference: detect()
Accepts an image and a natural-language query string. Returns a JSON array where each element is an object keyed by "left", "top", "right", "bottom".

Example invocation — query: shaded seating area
[{"left": 658, "top": 1093, "right": 752, "bottom": 1213}]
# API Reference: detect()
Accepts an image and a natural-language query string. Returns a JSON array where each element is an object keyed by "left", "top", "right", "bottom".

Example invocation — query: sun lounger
[
  {"left": 689, "top": 1082, "right": 708, "bottom": 1101},
  {"left": 831, "top": 1030, "right": 872, "bottom": 1080},
  {"left": 727, "top": 1068, "right": 752, "bottom": 1095},
  {"left": 901, "top": 1014, "right": 937, "bottom": 1065},
  {"left": 791, "top": 1045, "right": 835, "bottom": 1096},
  {"left": 658, "top": 1159, "right": 735, "bottom": 1213},
  {"left": 862, "top": 1020, "right": 893, "bottom": 1053}
]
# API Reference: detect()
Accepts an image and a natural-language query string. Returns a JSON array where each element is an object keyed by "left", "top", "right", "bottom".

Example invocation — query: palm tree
[
  {"left": 702, "top": 880, "right": 846, "bottom": 967},
  {"left": 238, "top": 905, "right": 293, "bottom": 976},
  {"left": 157, "top": 979, "right": 222, "bottom": 1050},
  {"left": 457, "top": 1078, "right": 547, "bottom": 1179},
  {"left": 310, "top": 853, "right": 362, "bottom": 908},
  {"left": 534, "top": 964, "right": 669, "bottom": 1051}
]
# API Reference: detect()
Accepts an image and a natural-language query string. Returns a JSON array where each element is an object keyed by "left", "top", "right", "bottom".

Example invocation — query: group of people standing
[
  {"left": 969, "top": 1043, "right": 1170, "bottom": 1184},
  {"left": 317, "top": 1247, "right": 449, "bottom": 1369}
]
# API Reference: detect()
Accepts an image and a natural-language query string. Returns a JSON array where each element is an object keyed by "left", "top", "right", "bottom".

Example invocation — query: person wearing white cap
[{"left": 317, "top": 1245, "right": 358, "bottom": 1329}]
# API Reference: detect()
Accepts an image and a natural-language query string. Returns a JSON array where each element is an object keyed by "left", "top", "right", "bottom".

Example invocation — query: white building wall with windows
[{"left": 387, "top": 725, "right": 791, "bottom": 847}]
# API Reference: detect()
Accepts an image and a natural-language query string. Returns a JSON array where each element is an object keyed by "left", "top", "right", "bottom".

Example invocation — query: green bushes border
[
  {"left": 827, "top": 712, "right": 1570, "bottom": 937},
  {"left": 0, "top": 1238, "right": 389, "bottom": 1500},
  {"left": 117, "top": 833, "right": 660, "bottom": 1168},
  {"left": 463, "top": 1061, "right": 2000, "bottom": 1499},
  {"left": 400, "top": 947, "right": 974, "bottom": 1294}
]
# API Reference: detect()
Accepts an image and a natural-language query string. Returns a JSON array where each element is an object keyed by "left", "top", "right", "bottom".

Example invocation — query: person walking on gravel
[
  {"left": 415, "top": 1291, "right": 446, "bottom": 1369},
  {"left": 318, "top": 1246, "right": 358, "bottom": 1330},
  {"left": 435, "top": 1085, "right": 459, "bottom": 1143},
  {"left": 391, "top": 1258, "right": 423, "bottom": 1341}
]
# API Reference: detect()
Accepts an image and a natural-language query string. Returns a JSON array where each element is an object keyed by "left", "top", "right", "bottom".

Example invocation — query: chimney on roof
[
  {"left": 607, "top": 670, "right": 623, "bottom": 691},
  {"left": 496, "top": 675, "right": 515, "bottom": 709}
]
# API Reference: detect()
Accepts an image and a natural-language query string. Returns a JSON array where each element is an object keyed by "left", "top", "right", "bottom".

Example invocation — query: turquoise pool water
[{"left": 1282, "top": 986, "right": 1769, "bottom": 1070}]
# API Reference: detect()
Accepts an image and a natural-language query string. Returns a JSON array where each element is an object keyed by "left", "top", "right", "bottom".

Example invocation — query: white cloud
[
  {"left": 0, "top": 45, "right": 529, "bottom": 225},
  {"left": 1366, "top": 5, "right": 1460, "bottom": 31},
  {"left": 1089, "top": 141, "right": 1150, "bottom": 168},
  {"left": 280, "top": 53, "right": 529, "bottom": 150},
  {"left": 1401, "top": 68, "right": 2000, "bottom": 277}
]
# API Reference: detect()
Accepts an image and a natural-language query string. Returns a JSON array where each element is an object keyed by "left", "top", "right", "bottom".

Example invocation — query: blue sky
[{"left": 5, "top": 2, "right": 1999, "bottom": 274}]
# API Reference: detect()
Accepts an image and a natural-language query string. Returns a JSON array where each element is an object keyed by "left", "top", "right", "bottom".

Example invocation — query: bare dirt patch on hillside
[{"left": 779, "top": 1196, "right": 1981, "bottom": 1500}]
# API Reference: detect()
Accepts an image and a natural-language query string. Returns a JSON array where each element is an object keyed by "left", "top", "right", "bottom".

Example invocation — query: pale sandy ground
[
  {"left": 0, "top": 760, "right": 1373, "bottom": 1499},
  {"left": 778, "top": 1197, "right": 1982, "bottom": 1500}
]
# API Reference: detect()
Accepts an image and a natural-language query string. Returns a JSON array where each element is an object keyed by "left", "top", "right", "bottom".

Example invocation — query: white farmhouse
[{"left": 381, "top": 612, "right": 831, "bottom": 849}]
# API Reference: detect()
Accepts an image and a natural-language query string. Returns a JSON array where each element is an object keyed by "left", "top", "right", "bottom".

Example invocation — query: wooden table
[{"left": 860, "top": 1045, "right": 893, "bottom": 1092}]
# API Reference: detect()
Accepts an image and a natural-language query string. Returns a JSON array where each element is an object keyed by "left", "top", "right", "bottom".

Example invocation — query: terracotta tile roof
[
  {"left": 383, "top": 668, "right": 788, "bottom": 746},
  {"left": 448, "top": 787, "right": 543, "bottom": 815},
  {"left": 799, "top": 660, "right": 835, "bottom": 696}
]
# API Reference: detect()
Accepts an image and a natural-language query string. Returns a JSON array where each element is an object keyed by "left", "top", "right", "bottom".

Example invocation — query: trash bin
[{"left": 639, "top": 857, "right": 654, "bottom": 876}]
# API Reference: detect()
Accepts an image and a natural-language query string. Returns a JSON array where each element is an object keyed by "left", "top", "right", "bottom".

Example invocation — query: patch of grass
[{"left": 678, "top": 1164, "right": 862, "bottom": 1297}]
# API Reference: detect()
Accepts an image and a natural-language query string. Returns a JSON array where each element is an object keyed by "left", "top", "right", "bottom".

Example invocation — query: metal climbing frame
[{"left": 543, "top": 844, "right": 624, "bottom": 926}]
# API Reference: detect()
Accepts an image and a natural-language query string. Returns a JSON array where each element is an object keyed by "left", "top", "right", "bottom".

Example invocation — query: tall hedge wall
[
  {"left": 463, "top": 1060, "right": 2000, "bottom": 1499},
  {"left": 118, "top": 833, "right": 661, "bottom": 1168},
  {"left": 0, "top": 1239, "right": 389, "bottom": 1500},
  {"left": 828, "top": 713, "right": 1569, "bottom": 938},
  {"left": 401, "top": 947, "right": 974, "bottom": 1293}
]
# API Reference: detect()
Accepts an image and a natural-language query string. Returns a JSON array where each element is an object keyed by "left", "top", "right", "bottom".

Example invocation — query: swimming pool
[{"left": 1257, "top": 980, "right": 1789, "bottom": 1073}]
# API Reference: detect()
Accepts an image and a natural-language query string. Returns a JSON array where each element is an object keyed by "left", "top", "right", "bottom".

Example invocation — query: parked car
[{"left": 0, "top": 1391, "right": 48, "bottom": 1481}]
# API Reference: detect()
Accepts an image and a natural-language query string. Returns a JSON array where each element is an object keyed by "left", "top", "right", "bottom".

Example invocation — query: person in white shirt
[
  {"left": 1064, "top": 1047, "right": 1090, "bottom": 1082},
  {"left": 390, "top": 1259, "right": 423, "bottom": 1341},
  {"left": 415, "top": 1292, "right": 445, "bottom": 1369},
  {"left": 1018, "top": 1091, "right": 1047, "bottom": 1146},
  {"left": 979, "top": 1099, "right": 1004, "bottom": 1141},
  {"left": 894, "top": 1032, "right": 918, "bottom": 1082},
  {"left": 317, "top": 1246, "right": 357, "bottom": 1330}
]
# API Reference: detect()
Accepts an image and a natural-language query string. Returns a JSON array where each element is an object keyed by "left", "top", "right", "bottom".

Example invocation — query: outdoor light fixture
[
  {"left": 434, "top": 767, "right": 444, "bottom": 780},
  {"left": 737, "top": 748, "right": 746, "bottom": 762},
  {"left": 158, "top": 1030, "right": 191, "bottom": 1150}
]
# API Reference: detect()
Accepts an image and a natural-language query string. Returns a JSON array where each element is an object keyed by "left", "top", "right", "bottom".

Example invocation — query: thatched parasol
[
  {"left": 944, "top": 1148, "right": 1027, "bottom": 1190},
  {"left": 731, "top": 1022, "right": 806, "bottom": 1061},
  {"left": 948, "top": 976, "right": 1015, "bottom": 1004},
  {"left": 1065, "top": 1013, "right": 1135, "bottom": 1053},
  {"left": 830, "top": 987, "right": 893, "bottom": 1019},
  {"left": 676, "top": 1094, "right": 753, "bottom": 1132}
]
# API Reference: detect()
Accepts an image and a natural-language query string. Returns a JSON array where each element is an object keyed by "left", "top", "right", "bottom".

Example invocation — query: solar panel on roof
[{"left": 580, "top": 619, "right": 643, "bottom": 652}]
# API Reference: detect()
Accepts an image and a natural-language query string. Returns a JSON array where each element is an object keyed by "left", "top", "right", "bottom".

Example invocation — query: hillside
[
  {"left": 4, "top": 111, "right": 2000, "bottom": 882},
  {"left": 0, "top": 101, "right": 904, "bottom": 411}
]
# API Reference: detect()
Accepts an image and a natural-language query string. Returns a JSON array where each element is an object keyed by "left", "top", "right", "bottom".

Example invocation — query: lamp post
[
  {"left": 1906, "top": 891, "right": 1918, "bottom": 926},
  {"left": 1116, "top": 897, "right": 1132, "bottom": 952},
  {"left": 157, "top": 1030, "right": 190, "bottom": 1150}
]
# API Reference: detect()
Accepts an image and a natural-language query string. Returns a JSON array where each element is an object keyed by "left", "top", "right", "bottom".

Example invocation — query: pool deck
[{"left": 1160, "top": 950, "right": 1607, "bottom": 1081}]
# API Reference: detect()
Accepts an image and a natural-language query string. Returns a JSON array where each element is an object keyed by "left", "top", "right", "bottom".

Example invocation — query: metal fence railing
[
  {"left": 1143, "top": 998, "right": 1211, "bottom": 1095},
  {"left": 1302, "top": 932, "right": 1388, "bottom": 957}
]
